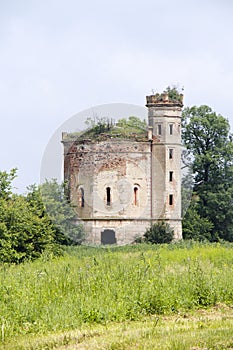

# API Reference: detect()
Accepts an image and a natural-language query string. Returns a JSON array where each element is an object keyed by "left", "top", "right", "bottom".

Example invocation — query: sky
[{"left": 1, "top": 0, "right": 233, "bottom": 193}]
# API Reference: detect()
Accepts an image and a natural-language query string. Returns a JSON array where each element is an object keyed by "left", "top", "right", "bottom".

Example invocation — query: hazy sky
[{"left": 1, "top": 0, "right": 233, "bottom": 192}]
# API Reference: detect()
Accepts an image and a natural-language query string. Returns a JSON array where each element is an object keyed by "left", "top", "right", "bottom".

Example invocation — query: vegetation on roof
[
  {"left": 151, "top": 86, "right": 183, "bottom": 104},
  {"left": 64, "top": 116, "right": 148, "bottom": 142},
  {"left": 165, "top": 86, "right": 183, "bottom": 102}
]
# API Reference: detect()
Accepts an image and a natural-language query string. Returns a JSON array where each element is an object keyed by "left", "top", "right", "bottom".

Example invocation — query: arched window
[
  {"left": 78, "top": 187, "right": 85, "bottom": 208},
  {"left": 106, "top": 187, "right": 111, "bottom": 206},
  {"left": 134, "top": 187, "right": 139, "bottom": 206}
]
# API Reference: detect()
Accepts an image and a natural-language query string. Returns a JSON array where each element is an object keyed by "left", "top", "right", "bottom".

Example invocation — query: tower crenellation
[{"left": 146, "top": 91, "right": 183, "bottom": 107}]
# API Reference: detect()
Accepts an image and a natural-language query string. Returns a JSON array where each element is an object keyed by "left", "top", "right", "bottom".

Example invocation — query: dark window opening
[
  {"left": 158, "top": 124, "right": 162, "bottom": 135},
  {"left": 106, "top": 187, "right": 111, "bottom": 206},
  {"left": 169, "top": 171, "right": 173, "bottom": 182},
  {"left": 169, "top": 194, "right": 173, "bottom": 206},
  {"left": 134, "top": 187, "right": 138, "bottom": 206},
  {"left": 81, "top": 188, "right": 84, "bottom": 207},
  {"left": 78, "top": 188, "right": 85, "bottom": 208},
  {"left": 169, "top": 124, "right": 173, "bottom": 135},
  {"left": 169, "top": 149, "right": 174, "bottom": 159}
]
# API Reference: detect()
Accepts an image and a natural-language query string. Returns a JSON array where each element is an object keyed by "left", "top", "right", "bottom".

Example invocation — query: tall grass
[{"left": 0, "top": 242, "right": 233, "bottom": 343}]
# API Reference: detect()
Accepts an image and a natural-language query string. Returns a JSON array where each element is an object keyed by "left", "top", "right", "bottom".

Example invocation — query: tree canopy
[
  {"left": 0, "top": 171, "right": 85, "bottom": 263},
  {"left": 182, "top": 105, "right": 233, "bottom": 241},
  {"left": 39, "top": 179, "right": 85, "bottom": 245}
]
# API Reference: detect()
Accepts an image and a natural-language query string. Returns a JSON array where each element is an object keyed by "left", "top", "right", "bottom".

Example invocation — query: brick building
[{"left": 62, "top": 91, "right": 183, "bottom": 244}]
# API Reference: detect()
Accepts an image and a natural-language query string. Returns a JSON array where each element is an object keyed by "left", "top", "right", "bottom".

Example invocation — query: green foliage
[
  {"left": 0, "top": 168, "right": 17, "bottom": 200},
  {"left": 182, "top": 200, "right": 213, "bottom": 241},
  {"left": 182, "top": 105, "right": 233, "bottom": 186},
  {"left": 182, "top": 105, "right": 233, "bottom": 242},
  {"left": 0, "top": 194, "right": 55, "bottom": 263},
  {"left": 0, "top": 243, "right": 233, "bottom": 345},
  {"left": 143, "top": 222, "right": 174, "bottom": 244},
  {"left": 85, "top": 116, "right": 114, "bottom": 134},
  {"left": 78, "top": 116, "right": 147, "bottom": 141},
  {"left": 165, "top": 85, "right": 182, "bottom": 102},
  {"left": 0, "top": 171, "right": 85, "bottom": 264},
  {"left": 117, "top": 116, "right": 147, "bottom": 130},
  {"left": 39, "top": 179, "right": 85, "bottom": 245},
  {"left": 181, "top": 167, "right": 194, "bottom": 218},
  {"left": 0, "top": 170, "right": 58, "bottom": 263}
]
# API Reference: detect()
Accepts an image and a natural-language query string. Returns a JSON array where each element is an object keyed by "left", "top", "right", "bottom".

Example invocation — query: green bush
[
  {"left": 143, "top": 221, "right": 174, "bottom": 244},
  {"left": 0, "top": 195, "right": 55, "bottom": 263}
]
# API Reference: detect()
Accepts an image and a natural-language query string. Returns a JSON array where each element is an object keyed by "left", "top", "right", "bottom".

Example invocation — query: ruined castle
[{"left": 62, "top": 90, "right": 183, "bottom": 244}]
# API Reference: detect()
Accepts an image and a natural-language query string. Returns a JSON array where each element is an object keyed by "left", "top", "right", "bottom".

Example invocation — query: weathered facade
[{"left": 62, "top": 91, "right": 183, "bottom": 244}]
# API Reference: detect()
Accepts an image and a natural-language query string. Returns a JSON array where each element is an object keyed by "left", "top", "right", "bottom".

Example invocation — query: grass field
[
  {"left": 0, "top": 242, "right": 233, "bottom": 349},
  {"left": 4, "top": 305, "right": 233, "bottom": 349}
]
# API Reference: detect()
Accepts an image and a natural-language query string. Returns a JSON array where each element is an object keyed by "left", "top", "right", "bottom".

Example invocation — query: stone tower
[
  {"left": 62, "top": 89, "right": 183, "bottom": 244},
  {"left": 146, "top": 91, "right": 183, "bottom": 239}
]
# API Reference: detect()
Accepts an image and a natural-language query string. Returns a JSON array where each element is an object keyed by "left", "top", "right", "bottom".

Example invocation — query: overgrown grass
[
  {"left": 5, "top": 306, "right": 233, "bottom": 349},
  {"left": 65, "top": 123, "right": 147, "bottom": 142},
  {"left": 0, "top": 242, "right": 233, "bottom": 347}
]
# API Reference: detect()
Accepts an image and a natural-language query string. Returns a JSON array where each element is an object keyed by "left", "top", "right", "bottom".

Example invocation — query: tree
[
  {"left": 0, "top": 170, "right": 85, "bottom": 263},
  {"left": 0, "top": 187, "right": 56, "bottom": 263},
  {"left": 0, "top": 168, "right": 17, "bottom": 200},
  {"left": 182, "top": 200, "right": 213, "bottom": 241},
  {"left": 38, "top": 179, "right": 85, "bottom": 245},
  {"left": 182, "top": 105, "right": 233, "bottom": 241}
]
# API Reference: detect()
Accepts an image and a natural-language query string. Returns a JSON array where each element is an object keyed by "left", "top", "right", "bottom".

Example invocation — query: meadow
[{"left": 0, "top": 242, "right": 233, "bottom": 349}]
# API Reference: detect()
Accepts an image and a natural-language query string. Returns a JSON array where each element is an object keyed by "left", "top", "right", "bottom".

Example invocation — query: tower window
[
  {"left": 81, "top": 188, "right": 84, "bottom": 207},
  {"left": 158, "top": 124, "right": 162, "bottom": 135},
  {"left": 169, "top": 194, "right": 173, "bottom": 206},
  {"left": 169, "top": 124, "right": 173, "bottom": 135},
  {"left": 169, "top": 149, "right": 174, "bottom": 159},
  {"left": 169, "top": 171, "right": 173, "bottom": 182},
  {"left": 134, "top": 187, "right": 139, "bottom": 206},
  {"left": 78, "top": 188, "right": 85, "bottom": 208},
  {"left": 106, "top": 187, "right": 111, "bottom": 206}
]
